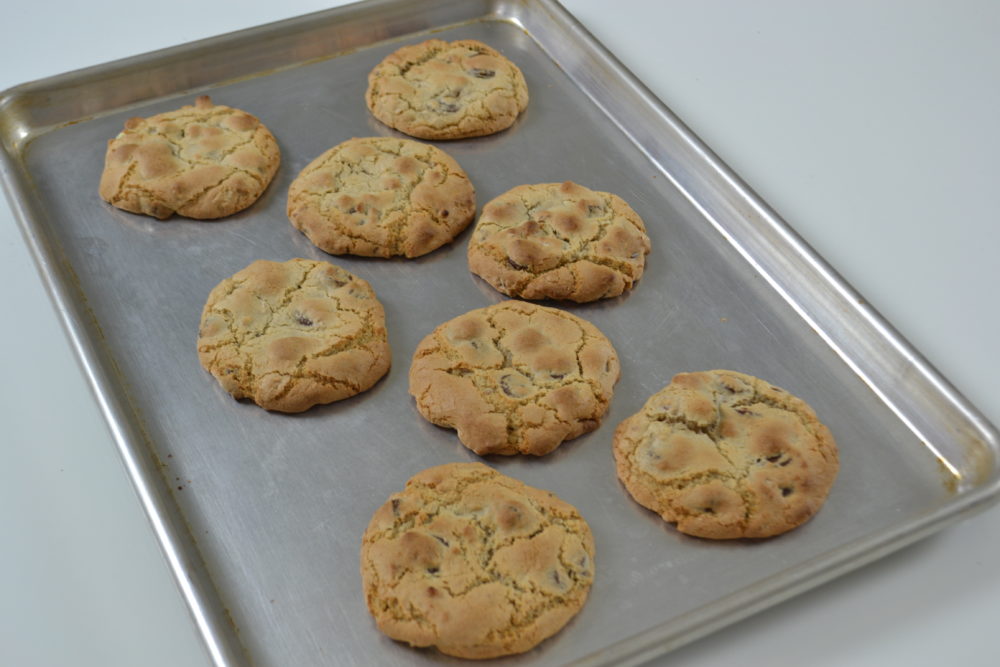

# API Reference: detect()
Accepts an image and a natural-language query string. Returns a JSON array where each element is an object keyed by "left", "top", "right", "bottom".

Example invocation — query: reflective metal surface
[{"left": 1, "top": 1, "right": 997, "bottom": 665}]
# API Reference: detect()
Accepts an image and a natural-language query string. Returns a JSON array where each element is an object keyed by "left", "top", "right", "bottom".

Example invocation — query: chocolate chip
[
  {"left": 499, "top": 375, "right": 518, "bottom": 397},
  {"left": 549, "top": 372, "right": 565, "bottom": 380},
  {"left": 391, "top": 498, "right": 400, "bottom": 516},
  {"left": 766, "top": 453, "right": 782, "bottom": 463},
  {"left": 294, "top": 313, "right": 313, "bottom": 326},
  {"left": 781, "top": 487, "right": 793, "bottom": 497},
  {"left": 470, "top": 68, "right": 496, "bottom": 78},
  {"left": 441, "top": 209, "right": 449, "bottom": 218},
  {"left": 436, "top": 100, "right": 460, "bottom": 113},
  {"left": 427, "top": 566, "right": 439, "bottom": 574},
  {"left": 507, "top": 257, "right": 527, "bottom": 271},
  {"left": 734, "top": 406, "right": 758, "bottom": 416},
  {"left": 780, "top": 458, "right": 792, "bottom": 467},
  {"left": 432, "top": 535, "right": 450, "bottom": 547}
]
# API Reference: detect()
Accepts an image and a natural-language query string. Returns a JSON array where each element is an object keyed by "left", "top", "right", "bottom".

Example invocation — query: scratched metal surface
[{"left": 2, "top": 1, "right": 997, "bottom": 665}]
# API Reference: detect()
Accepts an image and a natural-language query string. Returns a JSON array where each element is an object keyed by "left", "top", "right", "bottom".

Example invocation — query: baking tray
[{"left": 2, "top": 0, "right": 998, "bottom": 665}]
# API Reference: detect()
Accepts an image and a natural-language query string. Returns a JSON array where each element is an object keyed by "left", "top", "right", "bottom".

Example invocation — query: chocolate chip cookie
[
  {"left": 286, "top": 137, "right": 476, "bottom": 258},
  {"left": 99, "top": 96, "right": 280, "bottom": 219},
  {"left": 197, "top": 258, "right": 390, "bottom": 412},
  {"left": 409, "top": 300, "right": 620, "bottom": 456},
  {"left": 360, "top": 462, "right": 595, "bottom": 659},
  {"left": 467, "top": 181, "right": 651, "bottom": 302},
  {"left": 365, "top": 39, "right": 529, "bottom": 140},
  {"left": 613, "top": 370, "right": 839, "bottom": 539}
]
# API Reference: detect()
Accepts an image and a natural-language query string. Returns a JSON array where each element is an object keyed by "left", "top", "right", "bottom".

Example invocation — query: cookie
[
  {"left": 365, "top": 39, "right": 529, "bottom": 140},
  {"left": 286, "top": 137, "right": 476, "bottom": 258},
  {"left": 613, "top": 370, "right": 839, "bottom": 539},
  {"left": 196, "top": 258, "right": 390, "bottom": 413},
  {"left": 467, "top": 181, "right": 651, "bottom": 302},
  {"left": 409, "top": 301, "right": 619, "bottom": 456},
  {"left": 99, "top": 96, "right": 280, "bottom": 220},
  {"left": 360, "top": 462, "right": 595, "bottom": 659}
]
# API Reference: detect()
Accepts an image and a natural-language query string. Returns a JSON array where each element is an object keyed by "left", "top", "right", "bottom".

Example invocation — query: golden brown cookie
[
  {"left": 365, "top": 39, "right": 529, "bottom": 140},
  {"left": 467, "top": 181, "right": 651, "bottom": 302},
  {"left": 196, "top": 258, "right": 390, "bottom": 413},
  {"left": 360, "top": 462, "right": 595, "bottom": 659},
  {"left": 99, "top": 96, "right": 280, "bottom": 220},
  {"left": 286, "top": 137, "right": 476, "bottom": 258},
  {"left": 613, "top": 370, "right": 839, "bottom": 539},
  {"left": 409, "top": 301, "right": 619, "bottom": 456}
]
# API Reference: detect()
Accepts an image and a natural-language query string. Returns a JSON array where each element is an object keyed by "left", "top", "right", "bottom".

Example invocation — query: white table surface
[{"left": 2, "top": 1, "right": 998, "bottom": 665}]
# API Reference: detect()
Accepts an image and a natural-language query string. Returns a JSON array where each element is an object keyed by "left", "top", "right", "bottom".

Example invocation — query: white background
[{"left": 2, "top": 1, "right": 998, "bottom": 665}]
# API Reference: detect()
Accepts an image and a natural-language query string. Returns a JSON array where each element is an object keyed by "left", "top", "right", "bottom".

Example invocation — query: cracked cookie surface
[
  {"left": 365, "top": 39, "right": 529, "bottom": 140},
  {"left": 197, "top": 258, "right": 390, "bottom": 413},
  {"left": 613, "top": 370, "right": 839, "bottom": 539},
  {"left": 287, "top": 137, "right": 476, "bottom": 258},
  {"left": 409, "top": 301, "right": 619, "bottom": 456},
  {"left": 99, "top": 96, "right": 280, "bottom": 220},
  {"left": 468, "top": 181, "right": 651, "bottom": 302},
  {"left": 360, "top": 462, "right": 595, "bottom": 659}
]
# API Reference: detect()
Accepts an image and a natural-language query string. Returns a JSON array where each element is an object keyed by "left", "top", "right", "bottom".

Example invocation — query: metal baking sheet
[{"left": 2, "top": 1, "right": 998, "bottom": 665}]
